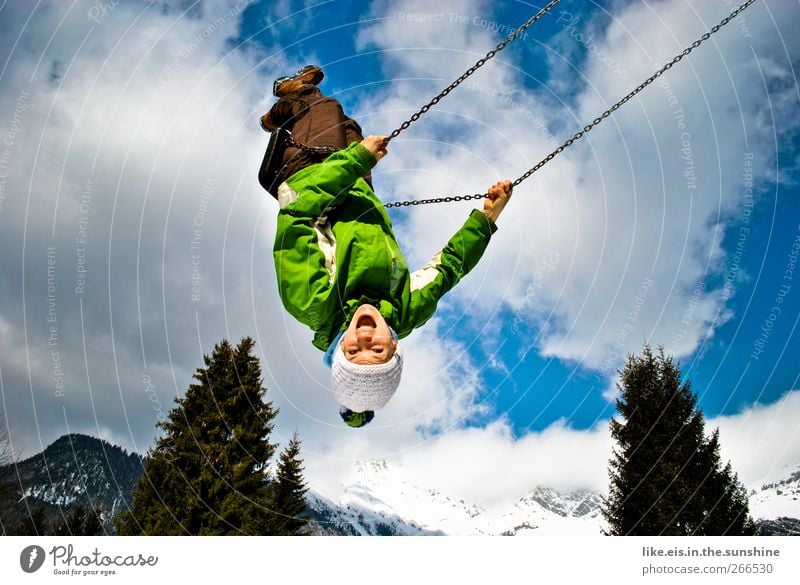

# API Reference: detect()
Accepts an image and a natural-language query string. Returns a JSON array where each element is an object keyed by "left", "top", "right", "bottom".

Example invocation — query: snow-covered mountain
[
  {"left": 748, "top": 464, "right": 800, "bottom": 526},
  {"left": 0, "top": 433, "right": 143, "bottom": 532},
  {"left": 307, "top": 457, "right": 800, "bottom": 536},
  {"left": 16, "top": 434, "right": 141, "bottom": 513},
  {"left": 2, "top": 434, "right": 797, "bottom": 535},
  {"left": 307, "top": 458, "right": 605, "bottom": 536}
]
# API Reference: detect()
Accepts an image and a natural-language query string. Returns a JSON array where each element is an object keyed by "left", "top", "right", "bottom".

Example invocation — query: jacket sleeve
[
  {"left": 272, "top": 143, "right": 376, "bottom": 329},
  {"left": 402, "top": 209, "right": 497, "bottom": 334}
]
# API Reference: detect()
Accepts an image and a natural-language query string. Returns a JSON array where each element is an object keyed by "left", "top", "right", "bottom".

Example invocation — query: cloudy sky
[{"left": 1, "top": 0, "right": 799, "bottom": 512}]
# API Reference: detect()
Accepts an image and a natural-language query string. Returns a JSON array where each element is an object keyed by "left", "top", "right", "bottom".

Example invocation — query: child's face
[{"left": 342, "top": 304, "right": 397, "bottom": 365}]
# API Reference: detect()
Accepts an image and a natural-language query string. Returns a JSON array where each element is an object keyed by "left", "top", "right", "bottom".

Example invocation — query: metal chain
[
  {"left": 385, "top": 0, "right": 757, "bottom": 209},
  {"left": 387, "top": 0, "right": 562, "bottom": 142},
  {"left": 270, "top": 135, "right": 342, "bottom": 188},
  {"left": 280, "top": 2, "right": 562, "bottom": 203},
  {"left": 384, "top": 192, "right": 488, "bottom": 208},
  {"left": 286, "top": 135, "right": 340, "bottom": 155}
]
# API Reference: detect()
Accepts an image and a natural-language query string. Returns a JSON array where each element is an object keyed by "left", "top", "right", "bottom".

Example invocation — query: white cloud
[
  {"left": 0, "top": 0, "right": 493, "bottom": 464},
  {"left": 0, "top": 0, "right": 289, "bottom": 456},
  {"left": 304, "top": 389, "right": 800, "bottom": 511},
  {"left": 711, "top": 390, "right": 800, "bottom": 486},
  {"left": 303, "top": 389, "right": 800, "bottom": 509},
  {"left": 1, "top": 0, "right": 798, "bottom": 510},
  {"left": 353, "top": 0, "right": 800, "bottom": 379},
  {"left": 398, "top": 417, "right": 612, "bottom": 505}
]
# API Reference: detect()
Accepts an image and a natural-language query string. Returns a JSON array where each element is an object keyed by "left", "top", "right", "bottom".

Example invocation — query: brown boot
[
  {"left": 295, "top": 65, "right": 324, "bottom": 86},
  {"left": 260, "top": 112, "right": 274, "bottom": 132}
]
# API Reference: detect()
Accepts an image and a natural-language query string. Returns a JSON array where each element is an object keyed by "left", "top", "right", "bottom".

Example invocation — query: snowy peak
[
  {"left": 308, "top": 457, "right": 800, "bottom": 535},
  {"left": 748, "top": 464, "right": 800, "bottom": 521},
  {"left": 3, "top": 436, "right": 797, "bottom": 536},
  {"left": 309, "top": 457, "right": 605, "bottom": 535},
  {"left": 13, "top": 433, "right": 142, "bottom": 511},
  {"left": 758, "top": 467, "right": 800, "bottom": 497},
  {"left": 307, "top": 490, "right": 439, "bottom": 536},
  {"left": 353, "top": 458, "right": 390, "bottom": 475},
  {"left": 519, "top": 486, "right": 604, "bottom": 518},
  {"left": 0, "top": 433, "right": 143, "bottom": 531}
]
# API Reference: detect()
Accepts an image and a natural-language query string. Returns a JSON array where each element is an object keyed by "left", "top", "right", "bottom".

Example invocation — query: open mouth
[{"left": 356, "top": 315, "right": 376, "bottom": 328}]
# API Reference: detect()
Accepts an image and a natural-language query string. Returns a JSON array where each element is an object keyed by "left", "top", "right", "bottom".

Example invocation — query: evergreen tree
[
  {"left": 0, "top": 412, "right": 12, "bottom": 534},
  {"left": 13, "top": 505, "right": 49, "bottom": 536},
  {"left": 116, "top": 338, "right": 279, "bottom": 535},
  {"left": 695, "top": 430, "right": 756, "bottom": 535},
  {"left": 270, "top": 432, "right": 310, "bottom": 535},
  {"left": 53, "top": 505, "right": 86, "bottom": 536},
  {"left": 602, "top": 345, "right": 754, "bottom": 535},
  {"left": 82, "top": 505, "right": 104, "bottom": 535},
  {"left": 53, "top": 504, "right": 104, "bottom": 536},
  {"left": 0, "top": 411, "right": 11, "bottom": 468}
]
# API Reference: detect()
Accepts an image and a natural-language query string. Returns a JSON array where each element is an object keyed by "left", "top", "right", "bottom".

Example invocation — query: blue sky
[
  {"left": 238, "top": 0, "right": 800, "bottom": 434},
  {"left": 1, "top": 0, "right": 799, "bottom": 510}
]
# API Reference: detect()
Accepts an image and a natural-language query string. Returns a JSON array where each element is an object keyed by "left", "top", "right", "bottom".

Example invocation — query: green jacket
[{"left": 273, "top": 142, "right": 497, "bottom": 351}]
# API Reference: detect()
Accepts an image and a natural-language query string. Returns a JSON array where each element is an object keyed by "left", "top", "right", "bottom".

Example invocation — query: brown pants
[{"left": 262, "top": 86, "right": 370, "bottom": 187}]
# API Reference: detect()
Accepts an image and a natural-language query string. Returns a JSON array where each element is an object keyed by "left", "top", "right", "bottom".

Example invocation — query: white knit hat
[{"left": 331, "top": 343, "right": 403, "bottom": 412}]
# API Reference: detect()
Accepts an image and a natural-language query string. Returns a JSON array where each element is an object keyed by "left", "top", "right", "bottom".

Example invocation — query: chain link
[
  {"left": 388, "top": 0, "right": 562, "bottom": 142},
  {"left": 386, "top": 0, "right": 756, "bottom": 209},
  {"left": 286, "top": 136, "right": 340, "bottom": 155},
  {"left": 385, "top": 192, "right": 486, "bottom": 209},
  {"left": 270, "top": 135, "right": 343, "bottom": 188}
]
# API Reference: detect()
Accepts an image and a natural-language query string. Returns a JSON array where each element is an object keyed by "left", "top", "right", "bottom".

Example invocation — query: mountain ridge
[
  {"left": 2, "top": 434, "right": 797, "bottom": 536},
  {"left": 0, "top": 433, "right": 143, "bottom": 533}
]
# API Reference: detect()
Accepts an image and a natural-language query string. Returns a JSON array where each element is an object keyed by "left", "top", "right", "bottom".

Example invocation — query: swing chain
[
  {"left": 387, "top": 0, "right": 562, "bottom": 142},
  {"left": 267, "top": 134, "right": 341, "bottom": 195},
  {"left": 386, "top": 0, "right": 757, "bottom": 209},
  {"left": 385, "top": 192, "right": 486, "bottom": 208},
  {"left": 514, "top": 0, "right": 755, "bottom": 187},
  {"left": 286, "top": 135, "right": 341, "bottom": 156}
]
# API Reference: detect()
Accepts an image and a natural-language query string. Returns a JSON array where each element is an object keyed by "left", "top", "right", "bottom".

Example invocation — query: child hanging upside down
[{"left": 271, "top": 120, "right": 512, "bottom": 429}]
